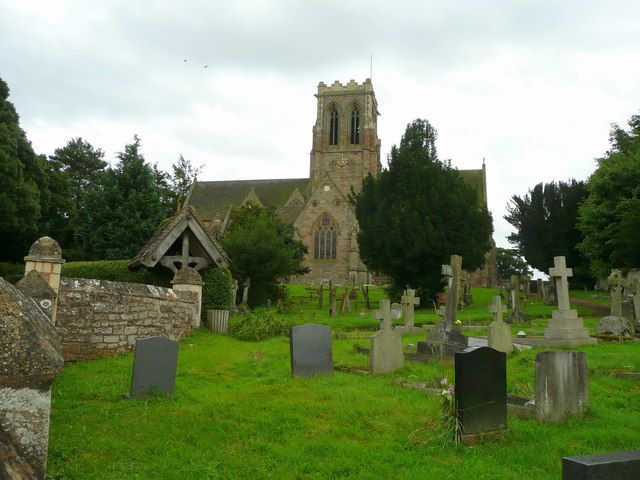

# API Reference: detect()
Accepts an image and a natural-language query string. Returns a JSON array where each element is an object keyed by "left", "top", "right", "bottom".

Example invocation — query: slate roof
[{"left": 185, "top": 178, "right": 310, "bottom": 221}]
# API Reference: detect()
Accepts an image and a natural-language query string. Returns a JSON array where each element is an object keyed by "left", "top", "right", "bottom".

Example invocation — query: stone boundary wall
[{"left": 56, "top": 278, "right": 196, "bottom": 361}]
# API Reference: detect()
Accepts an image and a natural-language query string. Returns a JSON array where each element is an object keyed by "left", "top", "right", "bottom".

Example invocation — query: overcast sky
[{"left": 2, "top": 0, "right": 639, "bottom": 253}]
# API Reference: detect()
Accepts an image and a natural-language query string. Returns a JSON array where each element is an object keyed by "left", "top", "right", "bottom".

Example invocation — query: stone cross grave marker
[
  {"left": 128, "top": 336, "right": 179, "bottom": 398},
  {"left": 290, "top": 324, "right": 333, "bottom": 376},
  {"left": 509, "top": 275, "right": 521, "bottom": 310},
  {"left": 488, "top": 296, "right": 512, "bottom": 354},
  {"left": 550, "top": 256, "right": 572, "bottom": 311},
  {"left": 443, "top": 255, "right": 462, "bottom": 330},
  {"left": 608, "top": 269, "right": 624, "bottom": 317},
  {"left": 544, "top": 256, "right": 594, "bottom": 345},
  {"left": 241, "top": 278, "right": 250, "bottom": 304},
  {"left": 370, "top": 299, "right": 404, "bottom": 373},
  {"left": 401, "top": 288, "right": 420, "bottom": 328},
  {"left": 455, "top": 346, "right": 507, "bottom": 440}
]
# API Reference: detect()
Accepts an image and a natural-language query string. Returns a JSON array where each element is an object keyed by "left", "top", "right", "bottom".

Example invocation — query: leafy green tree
[
  {"left": 504, "top": 180, "right": 592, "bottom": 287},
  {"left": 76, "top": 136, "right": 170, "bottom": 259},
  {"left": 352, "top": 119, "right": 493, "bottom": 301},
  {"left": 221, "top": 204, "right": 308, "bottom": 307},
  {"left": 578, "top": 114, "right": 640, "bottom": 277},
  {"left": 0, "top": 77, "right": 74, "bottom": 261},
  {"left": 170, "top": 154, "right": 202, "bottom": 209},
  {"left": 49, "top": 137, "right": 106, "bottom": 209},
  {"left": 496, "top": 247, "right": 532, "bottom": 279}
]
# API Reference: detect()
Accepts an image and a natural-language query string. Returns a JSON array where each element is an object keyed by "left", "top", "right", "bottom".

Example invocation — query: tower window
[
  {"left": 350, "top": 107, "right": 360, "bottom": 144},
  {"left": 329, "top": 107, "right": 339, "bottom": 145},
  {"left": 314, "top": 214, "right": 337, "bottom": 259}
]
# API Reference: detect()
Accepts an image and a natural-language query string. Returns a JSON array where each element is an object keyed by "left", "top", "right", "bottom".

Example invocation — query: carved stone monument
[
  {"left": 543, "top": 256, "right": 596, "bottom": 346},
  {"left": 370, "top": 299, "right": 404, "bottom": 374},
  {"left": 488, "top": 296, "right": 513, "bottom": 354}
]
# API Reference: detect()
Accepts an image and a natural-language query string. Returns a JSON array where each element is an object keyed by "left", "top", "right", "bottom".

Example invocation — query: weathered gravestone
[
  {"left": 290, "top": 324, "right": 333, "bottom": 376},
  {"left": 598, "top": 269, "right": 634, "bottom": 337},
  {"left": 488, "top": 296, "right": 513, "bottom": 354},
  {"left": 426, "top": 255, "right": 468, "bottom": 356},
  {"left": 370, "top": 299, "right": 404, "bottom": 374},
  {"left": 400, "top": 288, "right": 420, "bottom": 329},
  {"left": 127, "top": 336, "right": 179, "bottom": 398},
  {"left": 241, "top": 278, "right": 250, "bottom": 305},
  {"left": 0, "top": 277, "right": 64, "bottom": 479},
  {"left": 563, "top": 450, "right": 640, "bottom": 480},
  {"left": 543, "top": 256, "right": 595, "bottom": 346},
  {"left": 535, "top": 351, "right": 588, "bottom": 423},
  {"left": 455, "top": 347, "right": 507, "bottom": 440}
]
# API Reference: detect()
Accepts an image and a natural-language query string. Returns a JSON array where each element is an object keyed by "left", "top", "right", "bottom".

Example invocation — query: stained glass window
[
  {"left": 350, "top": 107, "right": 360, "bottom": 144},
  {"left": 329, "top": 107, "right": 339, "bottom": 145}
]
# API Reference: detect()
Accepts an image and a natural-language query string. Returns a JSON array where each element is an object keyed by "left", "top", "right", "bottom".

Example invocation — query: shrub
[
  {"left": 201, "top": 268, "right": 233, "bottom": 322},
  {"left": 61, "top": 260, "right": 172, "bottom": 287},
  {"left": 228, "top": 309, "right": 293, "bottom": 341}
]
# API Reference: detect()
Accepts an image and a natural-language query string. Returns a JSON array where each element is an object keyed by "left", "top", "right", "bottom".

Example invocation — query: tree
[
  {"left": 352, "top": 119, "right": 494, "bottom": 301},
  {"left": 0, "top": 76, "right": 73, "bottom": 261},
  {"left": 504, "top": 180, "right": 592, "bottom": 287},
  {"left": 221, "top": 204, "right": 308, "bottom": 306},
  {"left": 169, "top": 154, "right": 202, "bottom": 209},
  {"left": 578, "top": 113, "right": 640, "bottom": 278},
  {"left": 76, "top": 136, "right": 170, "bottom": 259},
  {"left": 496, "top": 247, "right": 532, "bottom": 279},
  {"left": 49, "top": 137, "right": 107, "bottom": 208}
]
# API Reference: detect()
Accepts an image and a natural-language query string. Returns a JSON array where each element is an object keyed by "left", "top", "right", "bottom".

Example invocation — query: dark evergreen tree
[
  {"left": 495, "top": 247, "right": 532, "bottom": 279},
  {"left": 352, "top": 119, "right": 493, "bottom": 301},
  {"left": 221, "top": 204, "right": 308, "bottom": 307},
  {"left": 578, "top": 113, "right": 640, "bottom": 277},
  {"left": 169, "top": 154, "right": 202, "bottom": 210},
  {"left": 76, "top": 136, "right": 169, "bottom": 259},
  {"left": 505, "top": 180, "right": 592, "bottom": 286}
]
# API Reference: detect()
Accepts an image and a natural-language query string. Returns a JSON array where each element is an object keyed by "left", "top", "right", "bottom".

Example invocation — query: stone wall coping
[{"left": 60, "top": 277, "right": 196, "bottom": 304}]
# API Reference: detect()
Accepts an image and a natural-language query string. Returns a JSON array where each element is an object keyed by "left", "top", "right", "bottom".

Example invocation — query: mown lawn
[{"left": 47, "top": 287, "right": 638, "bottom": 479}]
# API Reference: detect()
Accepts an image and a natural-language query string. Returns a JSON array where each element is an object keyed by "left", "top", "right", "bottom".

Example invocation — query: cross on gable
[
  {"left": 373, "top": 299, "right": 393, "bottom": 331},
  {"left": 401, "top": 289, "right": 420, "bottom": 306},
  {"left": 489, "top": 296, "right": 508, "bottom": 323}
]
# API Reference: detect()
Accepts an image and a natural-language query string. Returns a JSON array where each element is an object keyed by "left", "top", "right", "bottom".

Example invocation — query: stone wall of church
[{"left": 55, "top": 278, "right": 196, "bottom": 360}]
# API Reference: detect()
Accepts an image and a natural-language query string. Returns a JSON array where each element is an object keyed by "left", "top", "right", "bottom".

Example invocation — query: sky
[{"left": 2, "top": 0, "right": 640, "bottom": 253}]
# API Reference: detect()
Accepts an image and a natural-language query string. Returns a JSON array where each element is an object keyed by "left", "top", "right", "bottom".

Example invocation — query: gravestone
[
  {"left": 543, "top": 256, "right": 595, "bottom": 346},
  {"left": 339, "top": 289, "right": 350, "bottom": 315},
  {"left": 290, "top": 324, "right": 333, "bottom": 376},
  {"left": 328, "top": 281, "right": 337, "bottom": 317},
  {"left": 455, "top": 347, "right": 507, "bottom": 439},
  {"left": 370, "top": 299, "right": 404, "bottom": 373},
  {"left": 128, "top": 336, "right": 179, "bottom": 398},
  {"left": 509, "top": 275, "right": 520, "bottom": 310},
  {"left": 401, "top": 288, "right": 420, "bottom": 328},
  {"left": 426, "top": 255, "right": 468, "bottom": 356},
  {"left": 0, "top": 277, "right": 64, "bottom": 479},
  {"left": 598, "top": 269, "right": 634, "bottom": 337},
  {"left": 608, "top": 269, "right": 624, "bottom": 317},
  {"left": 563, "top": 450, "right": 640, "bottom": 479},
  {"left": 535, "top": 351, "right": 588, "bottom": 423},
  {"left": 317, "top": 283, "right": 323, "bottom": 309},
  {"left": 231, "top": 279, "right": 238, "bottom": 308},
  {"left": 488, "top": 296, "right": 513, "bottom": 354}
]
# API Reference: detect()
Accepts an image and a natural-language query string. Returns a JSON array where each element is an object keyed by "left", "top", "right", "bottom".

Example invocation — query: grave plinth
[{"left": 563, "top": 450, "right": 640, "bottom": 479}]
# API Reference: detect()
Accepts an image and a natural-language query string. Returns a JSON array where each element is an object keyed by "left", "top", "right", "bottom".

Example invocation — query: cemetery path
[{"left": 569, "top": 297, "right": 609, "bottom": 316}]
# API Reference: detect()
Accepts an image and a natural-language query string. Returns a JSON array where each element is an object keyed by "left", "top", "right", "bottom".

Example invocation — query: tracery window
[
  {"left": 329, "top": 107, "right": 339, "bottom": 145},
  {"left": 350, "top": 107, "right": 360, "bottom": 144},
  {"left": 314, "top": 214, "right": 337, "bottom": 259}
]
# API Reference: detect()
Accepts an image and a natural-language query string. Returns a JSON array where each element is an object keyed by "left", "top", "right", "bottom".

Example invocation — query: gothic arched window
[
  {"left": 350, "top": 107, "right": 360, "bottom": 144},
  {"left": 329, "top": 107, "right": 339, "bottom": 145},
  {"left": 314, "top": 214, "right": 337, "bottom": 259}
]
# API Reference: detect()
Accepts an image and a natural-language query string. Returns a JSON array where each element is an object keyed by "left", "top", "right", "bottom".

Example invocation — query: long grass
[{"left": 47, "top": 286, "right": 637, "bottom": 479}]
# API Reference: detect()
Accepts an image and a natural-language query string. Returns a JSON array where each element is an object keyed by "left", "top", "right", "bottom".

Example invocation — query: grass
[{"left": 47, "top": 286, "right": 637, "bottom": 479}]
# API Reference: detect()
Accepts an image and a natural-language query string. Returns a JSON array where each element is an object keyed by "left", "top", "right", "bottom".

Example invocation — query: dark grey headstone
[
  {"left": 426, "top": 323, "right": 469, "bottom": 357},
  {"left": 455, "top": 346, "right": 507, "bottom": 436},
  {"left": 563, "top": 450, "right": 640, "bottom": 479},
  {"left": 290, "top": 323, "right": 333, "bottom": 377},
  {"left": 129, "top": 336, "right": 179, "bottom": 398}
]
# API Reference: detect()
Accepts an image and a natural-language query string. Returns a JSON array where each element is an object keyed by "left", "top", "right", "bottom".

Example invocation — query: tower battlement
[{"left": 317, "top": 78, "right": 374, "bottom": 94}]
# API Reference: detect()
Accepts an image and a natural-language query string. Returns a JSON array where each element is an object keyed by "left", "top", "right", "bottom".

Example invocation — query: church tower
[{"left": 309, "top": 79, "right": 381, "bottom": 194}]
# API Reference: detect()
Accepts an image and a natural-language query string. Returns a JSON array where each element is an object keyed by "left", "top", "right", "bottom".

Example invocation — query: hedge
[
  {"left": 201, "top": 268, "right": 233, "bottom": 321},
  {"left": 61, "top": 260, "right": 172, "bottom": 287},
  {"left": 0, "top": 262, "right": 25, "bottom": 284}
]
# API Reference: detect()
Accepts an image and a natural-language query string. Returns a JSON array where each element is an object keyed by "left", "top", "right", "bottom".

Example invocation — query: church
[{"left": 183, "top": 79, "right": 497, "bottom": 286}]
